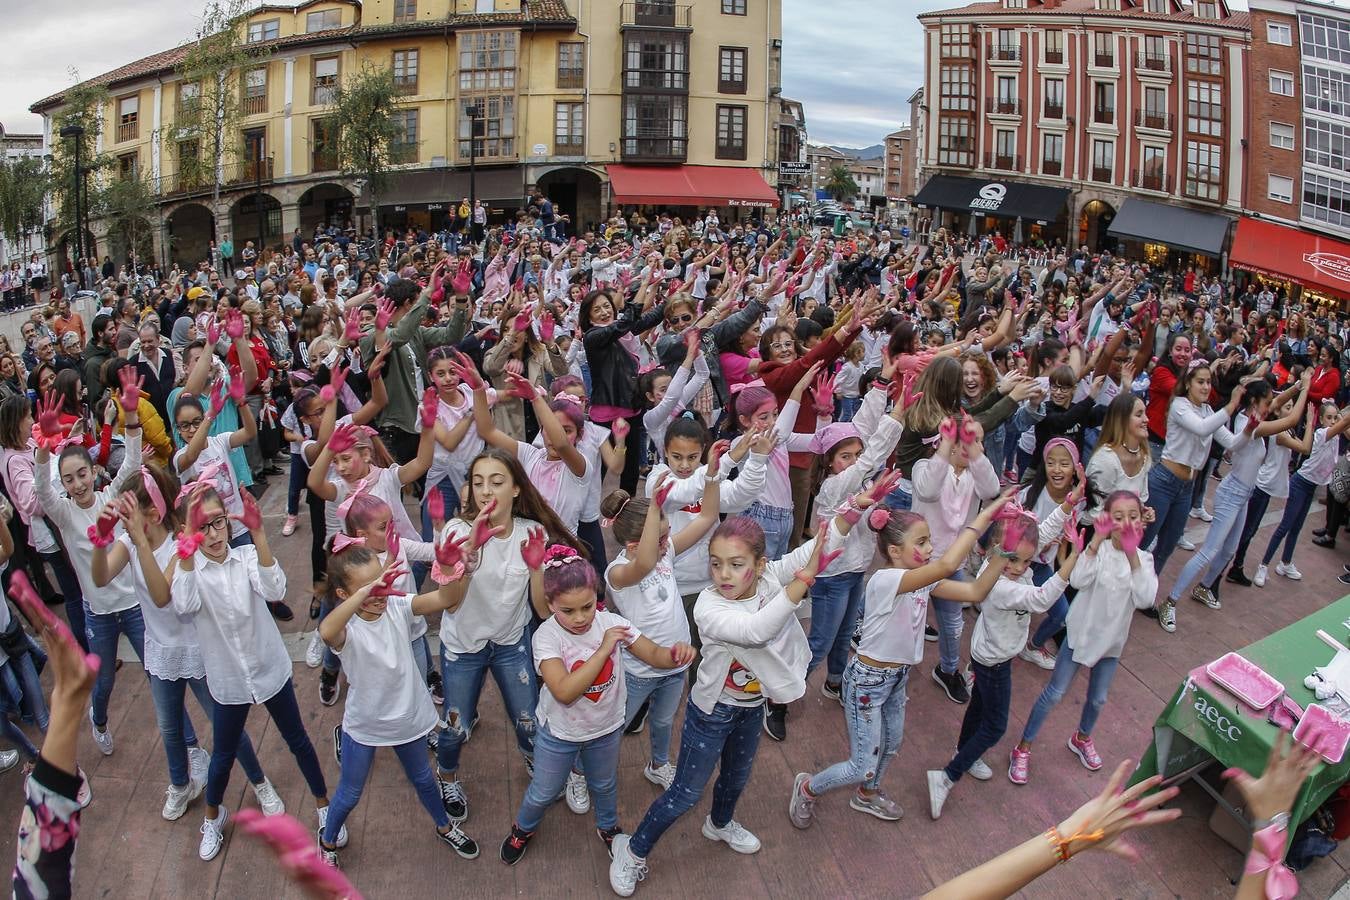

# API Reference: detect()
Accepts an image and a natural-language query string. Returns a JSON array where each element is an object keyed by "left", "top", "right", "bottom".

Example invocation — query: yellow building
[{"left": 30, "top": 0, "right": 784, "bottom": 267}]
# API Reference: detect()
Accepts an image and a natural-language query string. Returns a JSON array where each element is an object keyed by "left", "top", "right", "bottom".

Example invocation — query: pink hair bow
[
  {"left": 141, "top": 467, "right": 166, "bottom": 519},
  {"left": 552, "top": 391, "right": 584, "bottom": 407},
  {"left": 728, "top": 378, "right": 766, "bottom": 396},
  {"left": 637, "top": 361, "right": 660, "bottom": 375},
  {"left": 335, "top": 473, "right": 377, "bottom": 519},
  {"left": 176, "top": 460, "right": 226, "bottom": 503},
  {"left": 1244, "top": 825, "right": 1298, "bottom": 900},
  {"left": 331, "top": 534, "right": 366, "bottom": 554}
]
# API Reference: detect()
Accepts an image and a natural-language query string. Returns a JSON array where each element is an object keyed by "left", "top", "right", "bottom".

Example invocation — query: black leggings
[{"left": 307, "top": 490, "right": 328, "bottom": 586}]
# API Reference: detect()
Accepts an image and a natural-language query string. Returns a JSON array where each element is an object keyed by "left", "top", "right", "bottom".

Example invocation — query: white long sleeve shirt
[
  {"left": 1162, "top": 398, "right": 1250, "bottom": 470},
  {"left": 911, "top": 452, "right": 1000, "bottom": 556},
  {"left": 35, "top": 433, "right": 143, "bottom": 615},
  {"left": 650, "top": 451, "right": 768, "bottom": 593},
  {"left": 171, "top": 544, "right": 290, "bottom": 705},
  {"left": 1064, "top": 543, "right": 1157, "bottom": 667},
  {"left": 642, "top": 358, "right": 710, "bottom": 463},
  {"left": 969, "top": 565, "right": 1067, "bottom": 666},
  {"left": 815, "top": 399, "right": 903, "bottom": 576}
]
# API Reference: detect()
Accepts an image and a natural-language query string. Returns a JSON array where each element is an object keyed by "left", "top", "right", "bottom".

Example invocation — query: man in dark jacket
[{"left": 82, "top": 314, "right": 117, "bottom": 403}]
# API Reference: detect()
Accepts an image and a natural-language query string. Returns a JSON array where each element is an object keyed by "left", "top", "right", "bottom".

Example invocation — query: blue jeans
[
  {"left": 411, "top": 635, "right": 431, "bottom": 683},
  {"left": 436, "top": 633, "right": 538, "bottom": 774},
  {"left": 206, "top": 679, "right": 326, "bottom": 808},
  {"left": 148, "top": 673, "right": 264, "bottom": 788},
  {"left": 624, "top": 669, "right": 686, "bottom": 767},
  {"left": 945, "top": 659, "right": 1012, "bottom": 782},
  {"left": 40, "top": 550, "right": 88, "bottom": 654},
  {"left": 1170, "top": 475, "right": 1253, "bottom": 601},
  {"left": 577, "top": 519, "right": 609, "bottom": 589},
  {"left": 516, "top": 724, "right": 621, "bottom": 833},
  {"left": 629, "top": 699, "right": 762, "bottom": 859},
  {"left": 1232, "top": 489, "right": 1273, "bottom": 572},
  {"left": 807, "top": 570, "right": 865, "bottom": 683},
  {"left": 287, "top": 452, "right": 307, "bottom": 516},
  {"left": 1, "top": 640, "right": 47, "bottom": 730},
  {"left": 316, "top": 598, "right": 341, "bottom": 674},
  {"left": 1029, "top": 561, "right": 1067, "bottom": 650},
  {"left": 884, "top": 485, "right": 913, "bottom": 511},
  {"left": 1020, "top": 649, "right": 1120, "bottom": 742},
  {"left": 809, "top": 659, "right": 908, "bottom": 794},
  {"left": 934, "top": 568, "right": 966, "bottom": 676},
  {"left": 1190, "top": 457, "right": 1216, "bottom": 510},
  {"left": 86, "top": 604, "right": 146, "bottom": 729},
  {"left": 838, "top": 396, "right": 861, "bottom": 422},
  {"left": 745, "top": 502, "right": 792, "bottom": 561},
  {"left": 323, "top": 732, "right": 448, "bottom": 844},
  {"left": 1263, "top": 473, "right": 1318, "bottom": 567},
  {"left": 1142, "top": 463, "right": 1194, "bottom": 575}
]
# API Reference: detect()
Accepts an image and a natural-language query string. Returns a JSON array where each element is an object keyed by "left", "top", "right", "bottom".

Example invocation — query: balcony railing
[
  {"left": 1093, "top": 52, "right": 1115, "bottom": 67},
  {"left": 620, "top": 2, "right": 691, "bottom": 27},
  {"left": 621, "top": 133, "right": 688, "bottom": 163},
  {"left": 241, "top": 93, "right": 266, "bottom": 116},
  {"left": 985, "top": 97, "right": 1021, "bottom": 115},
  {"left": 312, "top": 150, "right": 338, "bottom": 173},
  {"left": 1044, "top": 102, "right": 1064, "bottom": 119},
  {"left": 152, "top": 157, "right": 275, "bottom": 200},
  {"left": 984, "top": 152, "right": 1022, "bottom": 171},
  {"left": 1091, "top": 166, "right": 1114, "bottom": 183},
  {"left": 557, "top": 67, "right": 584, "bottom": 89},
  {"left": 989, "top": 44, "right": 1021, "bottom": 61},
  {"left": 1134, "top": 110, "right": 1174, "bottom": 131},
  {"left": 1045, "top": 49, "right": 1064, "bottom": 64},
  {"left": 116, "top": 121, "right": 138, "bottom": 143},
  {"left": 1093, "top": 107, "right": 1115, "bottom": 125},
  {"left": 1132, "top": 169, "right": 1173, "bottom": 192},
  {"left": 1137, "top": 51, "right": 1171, "bottom": 72},
  {"left": 1042, "top": 160, "right": 1062, "bottom": 176}
]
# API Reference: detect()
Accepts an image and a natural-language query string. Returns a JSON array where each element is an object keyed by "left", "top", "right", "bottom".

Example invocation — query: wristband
[{"left": 1044, "top": 825, "right": 1104, "bottom": 863}]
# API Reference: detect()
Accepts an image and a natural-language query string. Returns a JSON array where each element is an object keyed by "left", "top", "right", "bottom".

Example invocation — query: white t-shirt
[
  {"left": 426, "top": 387, "right": 496, "bottom": 493},
  {"left": 1298, "top": 427, "right": 1339, "bottom": 486},
  {"left": 437, "top": 516, "right": 537, "bottom": 654},
  {"left": 333, "top": 595, "right": 439, "bottom": 746},
  {"left": 855, "top": 568, "right": 932, "bottom": 666},
  {"left": 532, "top": 420, "right": 608, "bottom": 524},
  {"left": 515, "top": 440, "right": 590, "bottom": 533},
  {"left": 532, "top": 610, "right": 636, "bottom": 743},
  {"left": 120, "top": 533, "right": 205, "bottom": 681},
  {"left": 330, "top": 463, "right": 420, "bottom": 540},
  {"left": 604, "top": 546, "right": 690, "bottom": 679},
  {"left": 175, "top": 432, "right": 245, "bottom": 538}
]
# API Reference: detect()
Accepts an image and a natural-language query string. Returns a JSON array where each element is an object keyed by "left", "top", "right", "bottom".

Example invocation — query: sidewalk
[{"left": 4, "top": 473, "right": 1350, "bottom": 898}]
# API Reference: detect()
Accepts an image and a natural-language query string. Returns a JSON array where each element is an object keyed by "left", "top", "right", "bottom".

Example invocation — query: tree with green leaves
[
  {"left": 0, "top": 157, "right": 51, "bottom": 261},
  {"left": 100, "top": 174, "right": 157, "bottom": 268},
  {"left": 172, "top": 0, "right": 266, "bottom": 236},
  {"left": 328, "top": 64, "right": 406, "bottom": 231},
  {"left": 48, "top": 78, "right": 111, "bottom": 246},
  {"left": 825, "top": 165, "right": 860, "bottom": 203}
]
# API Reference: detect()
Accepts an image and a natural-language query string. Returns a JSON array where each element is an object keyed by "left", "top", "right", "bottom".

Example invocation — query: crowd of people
[{"left": 0, "top": 202, "right": 1339, "bottom": 897}]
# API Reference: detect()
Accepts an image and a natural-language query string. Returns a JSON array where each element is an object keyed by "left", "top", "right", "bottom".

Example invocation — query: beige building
[{"left": 30, "top": 0, "right": 783, "bottom": 268}]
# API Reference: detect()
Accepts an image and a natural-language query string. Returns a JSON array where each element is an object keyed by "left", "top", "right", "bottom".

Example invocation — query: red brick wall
[{"left": 1247, "top": 9, "right": 1303, "bottom": 220}]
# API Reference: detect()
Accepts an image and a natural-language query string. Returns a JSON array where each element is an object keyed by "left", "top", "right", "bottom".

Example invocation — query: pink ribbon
[
  {"left": 175, "top": 460, "right": 226, "bottom": 503},
  {"left": 728, "top": 378, "right": 766, "bottom": 396},
  {"left": 552, "top": 392, "right": 584, "bottom": 407},
  {"left": 141, "top": 467, "right": 166, "bottom": 519},
  {"left": 335, "top": 473, "right": 377, "bottom": 519},
  {"left": 331, "top": 534, "right": 366, "bottom": 554},
  {"left": 1244, "top": 825, "right": 1298, "bottom": 900}
]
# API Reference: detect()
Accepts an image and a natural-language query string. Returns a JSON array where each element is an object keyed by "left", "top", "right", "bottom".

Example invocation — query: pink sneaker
[
  {"left": 282, "top": 515, "right": 298, "bottom": 536},
  {"left": 1008, "top": 747, "right": 1030, "bottom": 785},
  {"left": 1068, "top": 733, "right": 1102, "bottom": 771}
]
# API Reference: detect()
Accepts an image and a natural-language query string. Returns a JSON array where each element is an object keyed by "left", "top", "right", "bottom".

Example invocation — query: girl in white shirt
[
  {"left": 1017, "top": 438, "right": 1087, "bottom": 670},
  {"left": 172, "top": 382, "right": 257, "bottom": 546},
  {"left": 421, "top": 345, "right": 498, "bottom": 533},
  {"left": 317, "top": 544, "right": 479, "bottom": 865},
  {"left": 503, "top": 546, "right": 694, "bottom": 866},
  {"left": 1257, "top": 399, "right": 1350, "bottom": 585},
  {"left": 928, "top": 511, "right": 1079, "bottom": 819},
  {"left": 602, "top": 471, "right": 721, "bottom": 792},
  {"left": 609, "top": 518, "right": 839, "bottom": 897},
  {"left": 638, "top": 329, "right": 710, "bottom": 464},
  {"left": 1162, "top": 376, "right": 1311, "bottom": 630},
  {"left": 1229, "top": 397, "right": 1317, "bottom": 585},
  {"left": 91, "top": 466, "right": 277, "bottom": 823},
  {"left": 166, "top": 486, "right": 336, "bottom": 863},
  {"left": 432, "top": 448, "right": 578, "bottom": 825},
  {"left": 1010, "top": 491, "right": 1158, "bottom": 785},
  {"left": 787, "top": 495, "right": 1010, "bottom": 830}
]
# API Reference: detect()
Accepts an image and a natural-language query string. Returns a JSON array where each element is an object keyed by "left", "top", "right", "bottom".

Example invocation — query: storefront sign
[
  {"left": 427, "top": 203, "right": 445, "bottom": 211},
  {"left": 969, "top": 183, "right": 1008, "bottom": 212},
  {"left": 729, "top": 199, "right": 776, "bottom": 208},
  {"left": 779, "top": 161, "right": 811, "bottom": 176},
  {"left": 1305, "top": 252, "right": 1350, "bottom": 287}
]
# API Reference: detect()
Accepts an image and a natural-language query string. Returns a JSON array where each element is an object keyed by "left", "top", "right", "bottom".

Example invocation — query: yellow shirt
[{"left": 116, "top": 397, "right": 174, "bottom": 465}]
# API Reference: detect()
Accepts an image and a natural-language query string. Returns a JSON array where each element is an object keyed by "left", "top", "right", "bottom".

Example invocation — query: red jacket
[
  {"left": 1146, "top": 364, "right": 1178, "bottom": 443},
  {"left": 759, "top": 329, "right": 851, "bottom": 469},
  {"left": 1311, "top": 365, "right": 1341, "bottom": 408}
]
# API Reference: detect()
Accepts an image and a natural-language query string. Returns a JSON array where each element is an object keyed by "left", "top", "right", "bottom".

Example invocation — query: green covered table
[{"left": 1131, "top": 595, "right": 1350, "bottom": 828}]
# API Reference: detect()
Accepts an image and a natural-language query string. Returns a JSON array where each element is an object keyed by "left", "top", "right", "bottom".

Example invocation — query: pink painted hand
[
  {"left": 86, "top": 504, "right": 120, "bottom": 549},
  {"left": 811, "top": 371, "right": 836, "bottom": 414},
  {"left": 1093, "top": 510, "right": 1116, "bottom": 538},
  {"left": 449, "top": 351, "right": 485, "bottom": 391},
  {"left": 232, "top": 489, "right": 264, "bottom": 532},
  {"left": 1117, "top": 520, "right": 1144, "bottom": 555},
  {"left": 1001, "top": 513, "right": 1030, "bottom": 554},
  {"left": 205, "top": 315, "right": 221, "bottom": 346},
  {"left": 207, "top": 380, "right": 227, "bottom": 420},
  {"left": 343, "top": 308, "right": 362, "bottom": 343},
  {"left": 375, "top": 298, "right": 395, "bottom": 331},
  {"left": 228, "top": 374, "right": 247, "bottom": 405},
  {"left": 512, "top": 309, "right": 532, "bottom": 334},
  {"left": 368, "top": 564, "right": 407, "bottom": 598},
  {"left": 938, "top": 416, "right": 960, "bottom": 445},
  {"left": 385, "top": 518, "right": 401, "bottom": 565},
  {"left": 176, "top": 531, "right": 205, "bottom": 560},
  {"left": 539, "top": 313, "right": 556, "bottom": 343},
  {"left": 650, "top": 471, "right": 675, "bottom": 508},
  {"left": 957, "top": 411, "right": 979, "bottom": 446},
  {"left": 469, "top": 499, "right": 504, "bottom": 551},
  {"left": 504, "top": 372, "right": 538, "bottom": 402},
  {"left": 1063, "top": 510, "right": 1086, "bottom": 552},
  {"left": 434, "top": 531, "right": 468, "bottom": 571},
  {"left": 426, "top": 488, "right": 445, "bottom": 528},
  {"left": 520, "top": 526, "right": 548, "bottom": 570},
  {"left": 234, "top": 810, "right": 364, "bottom": 900},
  {"left": 706, "top": 438, "right": 730, "bottom": 478},
  {"left": 36, "top": 391, "right": 63, "bottom": 438},
  {"left": 9, "top": 572, "right": 97, "bottom": 673},
  {"left": 117, "top": 367, "right": 144, "bottom": 413},
  {"left": 328, "top": 423, "right": 358, "bottom": 455},
  {"left": 610, "top": 417, "right": 630, "bottom": 445},
  {"left": 223, "top": 307, "right": 246, "bottom": 341},
  {"left": 420, "top": 387, "right": 439, "bottom": 429},
  {"left": 670, "top": 642, "right": 698, "bottom": 667}
]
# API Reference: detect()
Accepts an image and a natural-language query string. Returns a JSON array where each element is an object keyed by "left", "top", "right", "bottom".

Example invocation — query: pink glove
[
  {"left": 520, "top": 526, "right": 548, "bottom": 569},
  {"left": 420, "top": 387, "right": 439, "bottom": 429}
]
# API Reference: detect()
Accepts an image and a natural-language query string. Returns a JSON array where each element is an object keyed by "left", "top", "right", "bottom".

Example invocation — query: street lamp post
[
  {"left": 466, "top": 101, "right": 483, "bottom": 243},
  {"left": 58, "top": 123, "right": 85, "bottom": 271}
]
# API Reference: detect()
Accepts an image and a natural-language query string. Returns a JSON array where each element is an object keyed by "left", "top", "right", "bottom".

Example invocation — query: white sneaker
[
  {"left": 701, "top": 815, "right": 760, "bottom": 854},
  {"left": 609, "top": 834, "right": 648, "bottom": 897},
  {"left": 565, "top": 770, "right": 590, "bottom": 814},
  {"left": 188, "top": 747, "right": 210, "bottom": 785},
  {"left": 305, "top": 631, "right": 324, "bottom": 669},
  {"left": 89, "top": 709, "right": 113, "bottom": 756},
  {"left": 252, "top": 778, "right": 285, "bottom": 816},
  {"left": 0, "top": 749, "right": 18, "bottom": 773},
  {"left": 643, "top": 762, "right": 675, "bottom": 790},
  {"left": 1178, "top": 536, "right": 1197, "bottom": 551},
  {"left": 316, "top": 805, "right": 349, "bottom": 848},
  {"left": 199, "top": 807, "right": 227, "bottom": 861},
  {"left": 927, "top": 770, "right": 953, "bottom": 820},
  {"left": 1276, "top": 562, "right": 1304, "bottom": 581},
  {"left": 163, "top": 778, "right": 204, "bottom": 820},
  {"left": 1190, "top": 507, "right": 1214, "bottom": 522},
  {"left": 967, "top": 757, "right": 993, "bottom": 781},
  {"left": 1253, "top": 564, "right": 1268, "bottom": 587},
  {"left": 1018, "top": 644, "right": 1056, "bottom": 671}
]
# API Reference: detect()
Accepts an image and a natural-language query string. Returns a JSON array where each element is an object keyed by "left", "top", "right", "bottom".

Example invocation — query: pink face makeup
[{"left": 911, "top": 550, "right": 925, "bottom": 566}]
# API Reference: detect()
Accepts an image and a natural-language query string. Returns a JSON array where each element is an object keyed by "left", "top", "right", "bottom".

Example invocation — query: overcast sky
[{"left": 1, "top": 0, "right": 1273, "bottom": 150}]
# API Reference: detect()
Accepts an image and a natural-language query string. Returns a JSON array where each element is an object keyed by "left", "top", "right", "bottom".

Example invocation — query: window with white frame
[
  {"left": 247, "top": 19, "right": 279, "bottom": 42},
  {"left": 1305, "top": 118, "right": 1350, "bottom": 170},
  {"left": 1146, "top": 0, "right": 1168, "bottom": 12},
  {"left": 1303, "top": 65, "right": 1350, "bottom": 118},
  {"left": 1303, "top": 171, "right": 1350, "bottom": 229},
  {"left": 1271, "top": 121, "right": 1295, "bottom": 150},
  {"left": 1300, "top": 12, "right": 1350, "bottom": 65},
  {"left": 1267, "top": 22, "right": 1292, "bottom": 46},
  {"left": 1042, "top": 133, "right": 1063, "bottom": 174},
  {"left": 995, "top": 129, "right": 1017, "bottom": 162},
  {"left": 1187, "top": 81, "right": 1222, "bottom": 136},
  {"left": 1092, "top": 139, "right": 1114, "bottom": 180},
  {"left": 1141, "top": 145, "right": 1166, "bottom": 187},
  {"left": 1269, "top": 174, "right": 1294, "bottom": 202},
  {"left": 1270, "top": 70, "right": 1295, "bottom": 97},
  {"left": 306, "top": 9, "right": 341, "bottom": 32},
  {"left": 939, "top": 65, "right": 974, "bottom": 111},
  {"left": 1195, "top": 1, "right": 1217, "bottom": 18},
  {"left": 1185, "top": 141, "right": 1222, "bottom": 200}
]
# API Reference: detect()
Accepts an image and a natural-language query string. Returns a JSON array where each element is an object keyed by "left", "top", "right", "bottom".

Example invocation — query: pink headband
[
  {"left": 332, "top": 534, "right": 366, "bottom": 554},
  {"left": 1042, "top": 437, "right": 1081, "bottom": 469},
  {"left": 1187, "top": 357, "right": 1208, "bottom": 371},
  {"left": 141, "top": 467, "right": 166, "bottom": 518},
  {"left": 552, "top": 392, "right": 584, "bottom": 407}
]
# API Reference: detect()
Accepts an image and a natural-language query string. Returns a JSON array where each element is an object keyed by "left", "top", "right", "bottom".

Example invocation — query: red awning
[
  {"left": 1231, "top": 218, "right": 1350, "bottom": 299},
  {"left": 607, "top": 165, "right": 779, "bottom": 209}
]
